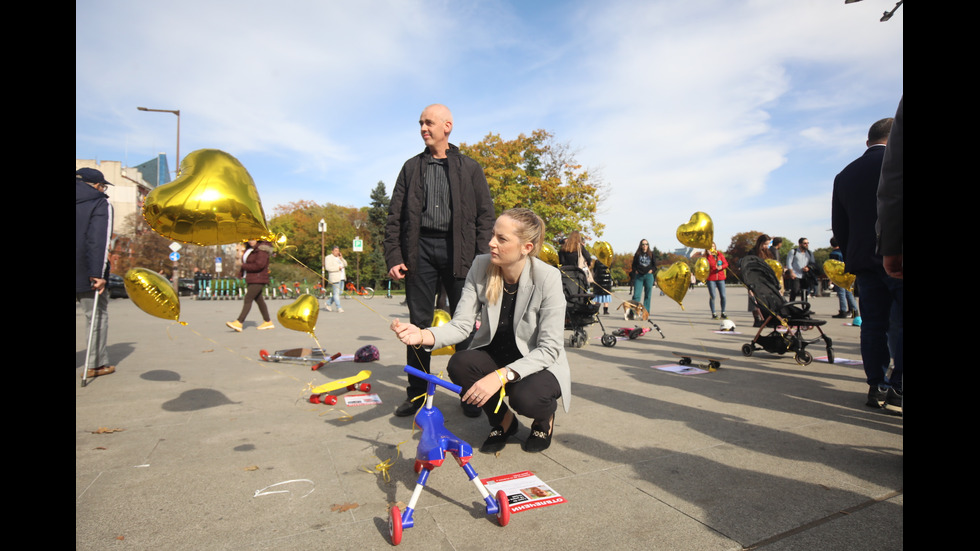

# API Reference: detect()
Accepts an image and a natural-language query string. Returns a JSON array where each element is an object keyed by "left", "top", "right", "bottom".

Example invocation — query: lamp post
[
  {"left": 353, "top": 219, "right": 364, "bottom": 291},
  {"left": 137, "top": 106, "right": 181, "bottom": 175}
]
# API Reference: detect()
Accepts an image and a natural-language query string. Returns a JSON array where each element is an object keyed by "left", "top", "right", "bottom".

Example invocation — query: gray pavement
[{"left": 76, "top": 285, "right": 902, "bottom": 550}]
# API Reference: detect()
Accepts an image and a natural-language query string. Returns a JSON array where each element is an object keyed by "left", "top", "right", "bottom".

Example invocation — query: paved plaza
[{"left": 76, "top": 285, "right": 902, "bottom": 550}]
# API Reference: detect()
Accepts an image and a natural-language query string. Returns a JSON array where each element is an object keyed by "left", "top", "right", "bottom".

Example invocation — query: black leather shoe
[
  {"left": 523, "top": 420, "right": 553, "bottom": 453},
  {"left": 461, "top": 401, "right": 482, "bottom": 418},
  {"left": 394, "top": 399, "right": 422, "bottom": 417},
  {"left": 480, "top": 419, "right": 520, "bottom": 453}
]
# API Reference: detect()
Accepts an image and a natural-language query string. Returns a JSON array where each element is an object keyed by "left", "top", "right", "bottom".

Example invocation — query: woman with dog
[
  {"left": 630, "top": 239, "right": 656, "bottom": 316},
  {"left": 390, "top": 208, "right": 570, "bottom": 454}
]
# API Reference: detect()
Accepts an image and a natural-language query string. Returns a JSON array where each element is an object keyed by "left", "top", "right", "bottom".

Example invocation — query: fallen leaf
[
  {"left": 202, "top": 349, "right": 214, "bottom": 353},
  {"left": 116, "top": 536, "right": 125, "bottom": 540},
  {"left": 244, "top": 465, "right": 259, "bottom": 471},
  {"left": 331, "top": 502, "right": 359, "bottom": 512},
  {"left": 92, "top": 427, "right": 125, "bottom": 434},
  {"left": 94, "top": 446, "right": 107, "bottom": 450}
]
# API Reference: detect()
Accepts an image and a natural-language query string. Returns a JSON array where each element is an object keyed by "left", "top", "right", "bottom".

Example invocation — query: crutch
[{"left": 81, "top": 289, "right": 101, "bottom": 388}]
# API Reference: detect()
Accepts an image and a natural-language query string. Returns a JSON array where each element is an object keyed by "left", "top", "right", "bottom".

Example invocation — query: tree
[
  {"left": 366, "top": 181, "right": 391, "bottom": 289},
  {"left": 459, "top": 129, "right": 606, "bottom": 243}
]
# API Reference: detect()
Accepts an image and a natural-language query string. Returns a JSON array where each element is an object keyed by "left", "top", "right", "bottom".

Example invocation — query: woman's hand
[
  {"left": 461, "top": 372, "right": 504, "bottom": 407},
  {"left": 390, "top": 318, "right": 426, "bottom": 346}
]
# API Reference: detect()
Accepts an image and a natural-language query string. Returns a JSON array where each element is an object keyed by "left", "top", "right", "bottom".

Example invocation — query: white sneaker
[
  {"left": 325, "top": 305, "right": 333, "bottom": 312},
  {"left": 337, "top": 308, "right": 344, "bottom": 313}
]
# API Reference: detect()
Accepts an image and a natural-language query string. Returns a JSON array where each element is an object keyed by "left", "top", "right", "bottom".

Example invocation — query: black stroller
[
  {"left": 739, "top": 256, "right": 835, "bottom": 366},
  {"left": 559, "top": 266, "right": 616, "bottom": 348}
]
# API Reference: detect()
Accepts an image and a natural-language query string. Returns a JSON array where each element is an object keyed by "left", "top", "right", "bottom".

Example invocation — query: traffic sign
[{"left": 169, "top": 251, "right": 180, "bottom": 261}]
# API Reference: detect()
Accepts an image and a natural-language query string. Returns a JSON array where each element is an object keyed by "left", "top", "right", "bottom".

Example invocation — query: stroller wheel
[
  {"left": 601, "top": 334, "right": 617, "bottom": 347},
  {"left": 795, "top": 350, "right": 813, "bottom": 366},
  {"left": 826, "top": 348, "right": 835, "bottom": 364},
  {"left": 741, "top": 343, "right": 754, "bottom": 357}
]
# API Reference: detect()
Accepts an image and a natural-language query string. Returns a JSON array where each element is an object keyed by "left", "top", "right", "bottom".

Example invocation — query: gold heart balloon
[
  {"left": 823, "top": 259, "right": 856, "bottom": 292},
  {"left": 655, "top": 261, "right": 691, "bottom": 310},
  {"left": 431, "top": 308, "right": 455, "bottom": 356},
  {"left": 765, "top": 259, "right": 785, "bottom": 289},
  {"left": 538, "top": 242, "right": 559, "bottom": 267},
  {"left": 676, "top": 212, "right": 714, "bottom": 249},
  {"left": 593, "top": 241, "right": 614, "bottom": 267},
  {"left": 142, "top": 149, "right": 272, "bottom": 246},
  {"left": 277, "top": 294, "right": 320, "bottom": 336},
  {"left": 124, "top": 268, "right": 185, "bottom": 324},
  {"left": 694, "top": 256, "right": 710, "bottom": 283}
]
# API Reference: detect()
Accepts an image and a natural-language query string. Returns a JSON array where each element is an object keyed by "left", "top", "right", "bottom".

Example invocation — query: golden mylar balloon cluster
[
  {"left": 656, "top": 212, "right": 716, "bottom": 309},
  {"left": 124, "top": 268, "right": 186, "bottom": 324},
  {"left": 538, "top": 242, "right": 559, "bottom": 267},
  {"left": 823, "top": 259, "right": 855, "bottom": 292},
  {"left": 431, "top": 309, "right": 455, "bottom": 356}
]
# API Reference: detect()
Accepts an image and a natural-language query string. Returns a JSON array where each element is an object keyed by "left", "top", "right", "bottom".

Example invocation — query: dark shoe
[
  {"left": 523, "top": 419, "right": 553, "bottom": 453},
  {"left": 832, "top": 311, "right": 849, "bottom": 318},
  {"left": 865, "top": 385, "right": 888, "bottom": 408},
  {"left": 721, "top": 313, "right": 728, "bottom": 319},
  {"left": 711, "top": 314, "right": 718, "bottom": 320},
  {"left": 461, "top": 401, "right": 482, "bottom": 418},
  {"left": 884, "top": 387, "right": 903, "bottom": 416},
  {"left": 394, "top": 399, "right": 422, "bottom": 417},
  {"left": 480, "top": 419, "right": 520, "bottom": 453},
  {"left": 849, "top": 310, "right": 858, "bottom": 318}
]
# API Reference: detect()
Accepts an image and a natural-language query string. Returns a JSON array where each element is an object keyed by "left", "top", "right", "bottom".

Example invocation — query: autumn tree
[
  {"left": 366, "top": 181, "right": 391, "bottom": 290},
  {"left": 459, "top": 129, "right": 606, "bottom": 242}
]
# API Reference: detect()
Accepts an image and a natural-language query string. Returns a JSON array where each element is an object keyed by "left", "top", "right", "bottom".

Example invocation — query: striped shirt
[{"left": 421, "top": 157, "right": 451, "bottom": 232}]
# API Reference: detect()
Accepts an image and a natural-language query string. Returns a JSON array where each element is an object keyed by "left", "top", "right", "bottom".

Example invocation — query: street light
[
  {"left": 319, "top": 218, "right": 327, "bottom": 290},
  {"left": 137, "top": 106, "right": 181, "bottom": 175}
]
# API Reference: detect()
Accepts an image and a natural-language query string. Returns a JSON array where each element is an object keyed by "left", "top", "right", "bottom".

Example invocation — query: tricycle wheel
[
  {"left": 496, "top": 490, "right": 511, "bottom": 526},
  {"left": 389, "top": 505, "right": 403, "bottom": 545}
]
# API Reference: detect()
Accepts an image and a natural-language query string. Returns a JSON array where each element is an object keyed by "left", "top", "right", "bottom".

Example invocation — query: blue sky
[{"left": 76, "top": 0, "right": 902, "bottom": 255}]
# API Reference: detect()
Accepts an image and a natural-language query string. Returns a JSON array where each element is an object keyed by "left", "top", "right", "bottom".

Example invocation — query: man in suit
[
  {"left": 832, "top": 117, "right": 902, "bottom": 415},
  {"left": 384, "top": 104, "right": 495, "bottom": 417}
]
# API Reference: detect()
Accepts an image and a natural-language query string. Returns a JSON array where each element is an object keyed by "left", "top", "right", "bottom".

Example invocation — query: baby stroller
[
  {"left": 739, "top": 256, "right": 835, "bottom": 366},
  {"left": 559, "top": 266, "right": 616, "bottom": 348}
]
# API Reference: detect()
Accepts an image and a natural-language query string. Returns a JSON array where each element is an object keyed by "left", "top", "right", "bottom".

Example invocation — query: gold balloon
[
  {"left": 124, "top": 268, "right": 183, "bottom": 323},
  {"left": 765, "top": 259, "right": 785, "bottom": 289},
  {"left": 694, "top": 256, "right": 710, "bottom": 283},
  {"left": 539, "top": 242, "right": 559, "bottom": 267},
  {"left": 593, "top": 241, "right": 614, "bottom": 267},
  {"left": 431, "top": 309, "right": 455, "bottom": 356},
  {"left": 142, "top": 149, "right": 272, "bottom": 246},
  {"left": 676, "top": 212, "right": 714, "bottom": 249},
  {"left": 277, "top": 294, "right": 320, "bottom": 335},
  {"left": 655, "top": 261, "right": 691, "bottom": 310},
  {"left": 823, "top": 259, "right": 856, "bottom": 292},
  {"left": 271, "top": 232, "right": 293, "bottom": 252}
]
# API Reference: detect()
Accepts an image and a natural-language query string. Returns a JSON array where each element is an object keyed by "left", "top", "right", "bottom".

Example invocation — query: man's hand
[
  {"left": 90, "top": 277, "right": 106, "bottom": 292},
  {"left": 388, "top": 264, "right": 408, "bottom": 280},
  {"left": 883, "top": 254, "right": 903, "bottom": 279}
]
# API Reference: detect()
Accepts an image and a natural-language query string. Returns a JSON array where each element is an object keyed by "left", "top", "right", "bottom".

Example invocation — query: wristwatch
[{"left": 504, "top": 368, "right": 517, "bottom": 382}]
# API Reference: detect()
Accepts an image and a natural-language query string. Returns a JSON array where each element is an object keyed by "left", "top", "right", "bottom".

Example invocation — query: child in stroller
[{"left": 739, "top": 256, "right": 835, "bottom": 366}]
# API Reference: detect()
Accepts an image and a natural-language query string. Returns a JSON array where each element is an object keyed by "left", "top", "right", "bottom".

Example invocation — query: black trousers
[
  {"left": 237, "top": 283, "right": 270, "bottom": 323},
  {"left": 447, "top": 349, "right": 561, "bottom": 427},
  {"left": 404, "top": 234, "right": 466, "bottom": 399}
]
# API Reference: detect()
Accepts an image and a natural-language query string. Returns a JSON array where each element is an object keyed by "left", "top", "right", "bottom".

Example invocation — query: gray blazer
[{"left": 427, "top": 254, "right": 571, "bottom": 412}]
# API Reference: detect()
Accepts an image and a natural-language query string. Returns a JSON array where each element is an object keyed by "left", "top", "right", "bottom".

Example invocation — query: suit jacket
[
  {"left": 877, "top": 96, "right": 903, "bottom": 257},
  {"left": 427, "top": 254, "right": 572, "bottom": 412},
  {"left": 832, "top": 144, "right": 887, "bottom": 274}
]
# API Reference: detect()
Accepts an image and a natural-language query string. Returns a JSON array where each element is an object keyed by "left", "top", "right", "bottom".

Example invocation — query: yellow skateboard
[
  {"left": 672, "top": 351, "right": 727, "bottom": 371},
  {"left": 309, "top": 370, "right": 372, "bottom": 405}
]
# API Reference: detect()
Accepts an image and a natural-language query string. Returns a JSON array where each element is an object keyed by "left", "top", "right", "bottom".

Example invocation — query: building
[{"left": 75, "top": 154, "right": 169, "bottom": 236}]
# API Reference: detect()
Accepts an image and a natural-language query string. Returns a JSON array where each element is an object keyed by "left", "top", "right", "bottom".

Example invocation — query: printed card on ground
[{"left": 481, "top": 471, "right": 566, "bottom": 513}]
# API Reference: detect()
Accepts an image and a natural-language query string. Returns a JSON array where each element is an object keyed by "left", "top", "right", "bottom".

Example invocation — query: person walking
[
  {"left": 226, "top": 240, "right": 275, "bottom": 332},
  {"left": 324, "top": 246, "right": 347, "bottom": 313}
]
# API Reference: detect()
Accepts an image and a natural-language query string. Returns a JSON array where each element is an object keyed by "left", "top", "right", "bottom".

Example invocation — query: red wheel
[
  {"left": 259, "top": 349, "right": 270, "bottom": 361},
  {"left": 413, "top": 460, "right": 423, "bottom": 474},
  {"left": 324, "top": 395, "right": 338, "bottom": 405},
  {"left": 495, "top": 490, "right": 510, "bottom": 526},
  {"left": 389, "top": 506, "right": 403, "bottom": 545},
  {"left": 359, "top": 383, "right": 371, "bottom": 392}
]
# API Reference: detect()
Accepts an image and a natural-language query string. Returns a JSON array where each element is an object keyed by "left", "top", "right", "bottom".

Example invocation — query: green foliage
[{"left": 460, "top": 129, "right": 606, "bottom": 243}]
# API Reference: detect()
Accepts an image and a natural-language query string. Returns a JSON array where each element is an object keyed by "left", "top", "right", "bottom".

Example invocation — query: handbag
[{"left": 577, "top": 247, "right": 595, "bottom": 285}]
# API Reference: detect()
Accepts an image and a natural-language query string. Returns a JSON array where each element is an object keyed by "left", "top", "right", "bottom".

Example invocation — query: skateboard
[
  {"left": 308, "top": 370, "right": 372, "bottom": 405},
  {"left": 672, "top": 351, "right": 727, "bottom": 371},
  {"left": 259, "top": 348, "right": 343, "bottom": 370}
]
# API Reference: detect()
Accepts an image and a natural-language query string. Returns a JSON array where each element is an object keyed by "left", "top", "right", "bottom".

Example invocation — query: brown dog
[{"left": 618, "top": 300, "right": 649, "bottom": 321}]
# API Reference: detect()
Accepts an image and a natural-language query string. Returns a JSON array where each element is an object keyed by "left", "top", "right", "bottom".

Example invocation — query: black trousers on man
[{"left": 404, "top": 234, "right": 467, "bottom": 399}]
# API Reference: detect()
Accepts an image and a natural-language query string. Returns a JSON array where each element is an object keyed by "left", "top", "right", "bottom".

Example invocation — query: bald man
[{"left": 384, "top": 104, "right": 495, "bottom": 417}]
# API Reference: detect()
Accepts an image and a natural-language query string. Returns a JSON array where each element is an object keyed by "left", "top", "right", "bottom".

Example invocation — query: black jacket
[
  {"left": 384, "top": 144, "right": 494, "bottom": 278},
  {"left": 76, "top": 180, "right": 113, "bottom": 293},
  {"left": 831, "top": 145, "right": 886, "bottom": 274}
]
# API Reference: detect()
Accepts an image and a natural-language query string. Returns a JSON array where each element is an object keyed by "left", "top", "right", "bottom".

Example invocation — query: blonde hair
[{"left": 486, "top": 208, "right": 545, "bottom": 305}]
